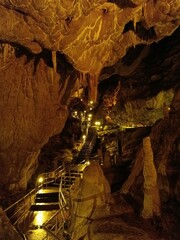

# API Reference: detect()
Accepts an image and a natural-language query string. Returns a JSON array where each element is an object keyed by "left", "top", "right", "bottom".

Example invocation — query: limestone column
[{"left": 141, "top": 137, "right": 161, "bottom": 219}]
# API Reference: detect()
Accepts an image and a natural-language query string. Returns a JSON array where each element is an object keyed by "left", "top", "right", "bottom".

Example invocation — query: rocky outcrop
[
  {"left": 68, "top": 162, "right": 167, "bottom": 240},
  {"left": 0, "top": 208, "right": 22, "bottom": 240},
  {"left": 120, "top": 90, "right": 180, "bottom": 239},
  {"left": 69, "top": 161, "right": 111, "bottom": 240}
]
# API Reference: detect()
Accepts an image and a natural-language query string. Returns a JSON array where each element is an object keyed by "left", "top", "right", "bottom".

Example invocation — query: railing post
[{"left": 55, "top": 215, "right": 57, "bottom": 234}]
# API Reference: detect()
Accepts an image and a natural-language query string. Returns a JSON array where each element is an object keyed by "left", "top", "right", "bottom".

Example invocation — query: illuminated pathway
[
  {"left": 25, "top": 210, "right": 57, "bottom": 240},
  {"left": 4, "top": 122, "right": 98, "bottom": 240},
  {"left": 23, "top": 162, "right": 91, "bottom": 240}
]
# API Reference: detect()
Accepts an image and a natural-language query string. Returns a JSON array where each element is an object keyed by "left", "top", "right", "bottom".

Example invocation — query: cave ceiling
[{"left": 0, "top": 0, "right": 179, "bottom": 101}]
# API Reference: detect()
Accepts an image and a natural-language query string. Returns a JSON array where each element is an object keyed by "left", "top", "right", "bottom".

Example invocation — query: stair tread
[{"left": 30, "top": 203, "right": 60, "bottom": 211}]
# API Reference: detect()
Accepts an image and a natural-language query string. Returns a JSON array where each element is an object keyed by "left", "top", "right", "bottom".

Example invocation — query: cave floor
[{"left": 20, "top": 210, "right": 57, "bottom": 240}]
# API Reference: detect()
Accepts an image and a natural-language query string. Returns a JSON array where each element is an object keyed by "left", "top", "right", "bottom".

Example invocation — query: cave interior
[{"left": 0, "top": 0, "right": 179, "bottom": 240}]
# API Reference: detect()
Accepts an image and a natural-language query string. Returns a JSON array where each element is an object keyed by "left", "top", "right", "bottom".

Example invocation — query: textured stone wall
[
  {"left": 0, "top": 51, "right": 68, "bottom": 192},
  {"left": 0, "top": 208, "right": 22, "bottom": 240}
]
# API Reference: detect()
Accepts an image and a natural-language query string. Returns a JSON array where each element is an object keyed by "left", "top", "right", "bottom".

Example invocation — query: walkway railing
[
  {"left": 3, "top": 128, "right": 98, "bottom": 239},
  {"left": 42, "top": 160, "right": 90, "bottom": 240},
  {"left": 4, "top": 164, "right": 65, "bottom": 226},
  {"left": 37, "top": 165, "right": 64, "bottom": 191},
  {"left": 42, "top": 206, "right": 67, "bottom": 240},
  {"left": 4, "top": 188, "right": 36, "bottom": 227}
]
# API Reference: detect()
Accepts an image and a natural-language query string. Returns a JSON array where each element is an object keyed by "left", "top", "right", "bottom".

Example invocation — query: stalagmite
[{"left": 141, "top": 137, "right": 161, "bottom": 219}]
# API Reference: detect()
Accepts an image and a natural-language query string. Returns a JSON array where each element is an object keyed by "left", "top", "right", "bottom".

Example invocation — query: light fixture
[
  {"left": 38, "top": 177, "right": 43, "bottom": 184},
  {"left": 95, "top": 121, "right": 101, "bottom": 126}
]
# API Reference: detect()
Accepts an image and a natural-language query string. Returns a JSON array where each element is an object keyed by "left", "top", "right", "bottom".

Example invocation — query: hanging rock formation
[
  {"left": 0, "top": 0, "right": 179, "bottom": 199},
  {"left": 0, "top": 0, "right": 179, "bottom": 103}
]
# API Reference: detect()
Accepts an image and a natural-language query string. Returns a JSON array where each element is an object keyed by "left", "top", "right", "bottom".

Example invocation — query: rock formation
[
  {"left": 0, "top": 1, "right": 179, "bottom": 239},
  {"left": 69, "top": 161, "right": 111, "bottom": 240},
  {"left": 0, "top": 51, "right": 69, "bottom": 192},
  {"left": 0, "top": 207, "right": 22, "bottom": 240},
  {"left": 0, "top": 0, "right": 179, "bottom": 194},
  {"left": 141, "top": 136, "right": 160, "bottom": 219}
]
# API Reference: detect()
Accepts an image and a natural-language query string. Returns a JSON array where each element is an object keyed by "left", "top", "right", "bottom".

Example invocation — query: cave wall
[
  {"left": 0, "top": 0, "right": 179, "bottom": 195},
  {"left": 0, "top": 50, "right": 68, "bottom": 192}
]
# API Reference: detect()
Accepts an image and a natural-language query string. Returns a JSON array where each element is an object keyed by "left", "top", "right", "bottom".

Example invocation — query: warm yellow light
[
  {"left": 90, "top": 107, "right": 93, "bottom": 111},
  {"left": 86, "top": 161, "right": 90, "bottom": 165},
  {"left": 88, "top": 114, "right": 92, "bottom": 118},
  {"left": 87, "top": 117, "right": 91, "bottom": 121},
  {"left": 89, "top": 100, "right": 93, "bottom": 105},
  {"left": 95, "top": 121, "right": 101, "bottom": 126},
  {"left": 35, "top": 211, "right": 44, "bottom": 226},
  {"left": 38, "top": 177, "right": 43, "bottom": 184},
  {"left": 82, "top": 135, "right": 86, "bottom": 139}
]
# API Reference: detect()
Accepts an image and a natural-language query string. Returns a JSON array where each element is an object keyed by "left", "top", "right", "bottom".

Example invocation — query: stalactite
[
  {"left": 3, "top": 44, "right": 9, "bottom": 64},
  {"left": 77, "top": 75, "right": 80, "bottom": 98},
  {"left": 60, "top": 75, "right": 70, "bottom": 100},
  {"left": 141, "top": 137, "right": 161, "bottom": 219},
  {"left": 87, "top": 72, "right": 99, "bottom": 103},
  {"left": 112, "top": 81, "right": 121, "bottom": 106},
  {"left": 47, "top": 67, "right": 54, "bottom": 84},
  {"left": 52, "top": 51, "right": 57, "bottom": 73}
]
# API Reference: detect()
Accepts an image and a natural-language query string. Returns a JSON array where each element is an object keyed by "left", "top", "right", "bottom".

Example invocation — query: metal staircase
[{"left": 4, "top": 128, "right": 98, "bottom": 239}]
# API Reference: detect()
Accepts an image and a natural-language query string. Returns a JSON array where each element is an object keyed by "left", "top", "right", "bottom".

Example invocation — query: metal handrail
[
  {"left": 4, "top": 189, "right": 35, "bottom": 214},
  {"left": 43, "top": 205, "right": 66, "bottom": 240},
  {"left": 42, "top": 225, "right": 61, "bottom": 240},
  {"left": 37, "top": 165, "right": 64, "bottom": 188},
  {"left": 4, "top": 165, "right": 65, "bottom": 226},
  {"left": 16, "top": 228, "right": 28, "bottom": 240},
  {"left": 2, "top": 129, "right": 98, "bottom": 239},
  {"left": 42, "top": 161, "right": 89, "bottom": 240}
]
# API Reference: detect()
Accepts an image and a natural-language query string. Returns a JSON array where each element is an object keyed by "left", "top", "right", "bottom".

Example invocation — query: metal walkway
[
  {"left": 4, "top": 128, "right": 98, "bottom": 239},
  {"left": 4, "top": 161, "right": 91, "bottom": 239},
  {"left": 4, "top": 161, "right": 89, "bottom": 240}
]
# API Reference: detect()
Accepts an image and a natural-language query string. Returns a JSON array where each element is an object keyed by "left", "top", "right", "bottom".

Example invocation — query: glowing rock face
[{"left": 0, "top": 0, "right": 179, "bottom": 192}]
